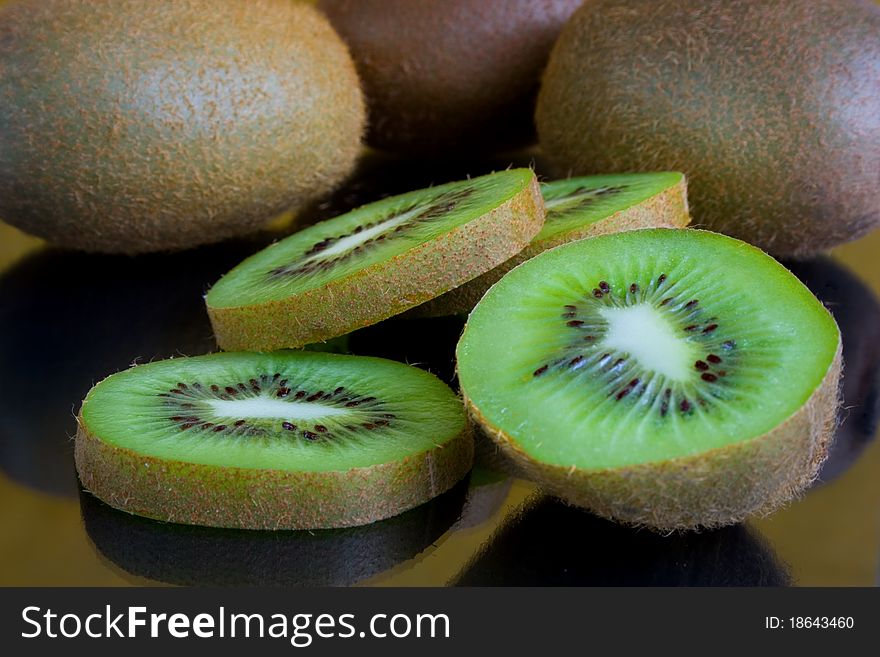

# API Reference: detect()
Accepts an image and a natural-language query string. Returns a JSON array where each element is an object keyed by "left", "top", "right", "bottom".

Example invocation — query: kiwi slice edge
[
  {"left": 75, "top": 351, "right": 474, "bottom": 530},
  {"left": 205, "top": 168, "right": 544, "bottom": 351},
  {"left": 415, "top": 171, "right": 690, "bottom": 317},
  {"left": 457, "top": 228, "right": 842, "bottom": 532}
]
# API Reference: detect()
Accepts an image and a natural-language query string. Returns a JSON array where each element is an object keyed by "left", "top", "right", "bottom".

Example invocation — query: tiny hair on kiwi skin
[
  {"left": 0, "top": 0, "right": 365, "bottom": 253},
  {"left": 535, "top": 0, "right": 880, "bottom": 257},
  {"left": 456, "top": 229, "right": 843, "bottom": 532},
  {"left": 75, "top": 351, "right": 474, "bottom": 530},
  {"left": 205, "top": 169, "right": 545, "bottom": 352},
  {"left": 415, "top": 171, "right": 691, "bottom": 317}
]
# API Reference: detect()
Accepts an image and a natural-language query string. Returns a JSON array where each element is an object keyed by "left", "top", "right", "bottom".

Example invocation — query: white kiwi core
[{"left": 598, "top": 304, "right": 696, "bottom": 382}]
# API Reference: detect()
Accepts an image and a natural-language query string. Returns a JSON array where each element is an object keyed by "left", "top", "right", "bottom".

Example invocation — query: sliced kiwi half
[
  {"left": 75, "top": 351, "right": 473, "bottom": 530},
  {"left": 416, "top": 171, "right": 690, "bottom": 316},
  {"left": 456, "top": 229, "right": 842, "bottom": 531},
  {"left": 205, "top": 169, "right": 544, "bottom": 351}
]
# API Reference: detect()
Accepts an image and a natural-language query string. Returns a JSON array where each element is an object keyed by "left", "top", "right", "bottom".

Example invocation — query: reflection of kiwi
[
  {"left": 457, "top": 230, "right": 841, "bottom": 531},
  {"left": 0, "top": 0, "right": 364, "bottom": 253},
  {"left": 76, "top": 351, "right": 473, "bottom": 529},
  {"left": 206, "top": 170, "right": 544, "bottom": 351},
  {"left": 455, "top": 496, "right": 790, "bottom": 586},
  {"left": 0, "top": 244, "right": 253, "bottom": 497},
  {"left": 783, "top": 258, "right": 880, "bottom": 484},
  {"left": 348, "top": 315, "right": 467, "bottom": 388},
  {"left": 536, "top": 0, "right": 880, "bottom": 256},
  {"left": 452, "top": 468, "right": 512, "bottom": 530},
  {"left": 81, "top": 478, "right": 467, "bottom": 587},
  {"left": 318, "top": 0, "right": 581, "bottom": 155},
  {"left": 419, "top": 172, "right": 691, "bottom": 316}
]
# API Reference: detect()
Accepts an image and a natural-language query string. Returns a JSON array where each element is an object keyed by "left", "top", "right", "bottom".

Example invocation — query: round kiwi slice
[
  {"left": 75, "top": 351, "right": 473, "bottom": 530},
  {"left": 205, "top": 169, "right": 544, "bottom": 351},
  {"left": 416, "top": 171, "right": 690, "bottom": 316},
  {"left": 456, "top": 229, "right": 842, "bottom": 531}
]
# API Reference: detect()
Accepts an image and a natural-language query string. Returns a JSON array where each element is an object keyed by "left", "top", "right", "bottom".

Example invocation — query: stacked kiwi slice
[
  {"left": 206, "top": 169, "right": 544, "bottom": 350},
  {"left": 419, "top": 171, "right": 690, "bottom": 316}
]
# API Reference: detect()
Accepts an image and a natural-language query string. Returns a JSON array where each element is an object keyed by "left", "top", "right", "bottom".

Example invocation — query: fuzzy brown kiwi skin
[
  {"left": 0, "top": 0, "right": 365, "bottom": 254},
  {"left": 207, "top": 175, "right": 546, "bottom": 352},
  {"left": 415, "top": 175, "right": 691, "bottom": 317},
  {"left": 465, "top": 344, "right": 842, "bottom": 533},
  {"left": 75, "top": 416, "right": 474, "bottom": 531},
  {"left": 536, "top": 0, "right": 880, "bottom": 257},
  {"left": 318, "top": 0, "right": 582, "bottom": 155}
]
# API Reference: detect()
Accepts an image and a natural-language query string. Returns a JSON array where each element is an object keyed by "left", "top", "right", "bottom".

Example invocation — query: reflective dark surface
[
  {"left": 456, "top": 496, "right": 790, "bottom": 587},
  {"left": 0, "top": 243, "right": 260, "bottom": 497},
  {"left": 1, "top": 152, "right": 879, "bottom": 586},
  {"left": 80, "top": 478, "right": 469, "bottom": 587}
]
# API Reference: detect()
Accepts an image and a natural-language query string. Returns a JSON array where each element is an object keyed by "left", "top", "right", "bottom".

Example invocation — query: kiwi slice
[
  {"left": 416, "top": 172, "right": 690, "bottom": 316},
  {"left": 75, "top": 351, "right": 473, "bottom": 530},
  {"left": 456, "top": 229, "right": 842, "bottom": 531},
  {"left": 205, "top": 169, "right": 544, "bottom": 351}
]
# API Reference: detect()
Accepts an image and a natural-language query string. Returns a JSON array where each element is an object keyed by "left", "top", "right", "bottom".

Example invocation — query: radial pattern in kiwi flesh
[
  {"left": 75, "top": 351, "right": 473, "bottom": 530},
  {"left": 206, "top": 169, "right": 544, "bottom": 351},
  {"left": 417, "top": 171, "right": 690, "bottom": 316},
  {"left": 456, "top": 229, "right": 841, "bottom": 531}
]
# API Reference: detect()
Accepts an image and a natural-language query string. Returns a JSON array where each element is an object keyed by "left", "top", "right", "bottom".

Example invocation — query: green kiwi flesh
[
  {"left": 416, "top": 171, "right": 690, "bottom": 316},
  {"left": 206, "top": 169, "right": 544, "bottom": 351},
  {"left": 0, "top": 0, "right": 365, "bottom": 253},
  {"left": 536, "top": 0, "right": 880, "bottom": 257},
  {"left": 75, "top": 351, "right": 473, "bottom": 530},
  {"left": 456, "top": 229, "right": 842, "bottom": 531}
]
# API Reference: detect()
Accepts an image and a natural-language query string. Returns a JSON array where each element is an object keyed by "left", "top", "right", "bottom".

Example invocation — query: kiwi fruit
[
  {"left": 417, "top": 171, "right": 691, "bottom": 316},
  {"left": 318, "top": 0, "right": 582, "bottom": 155},
  {"left": 80, "top": 479, "right": 467, "bottom": 586},
  {"left": 75, "top": 351, "right": 473, "bottom": 530},
  {"left": 455, "top": 495, "right": 790, "bottom": 586},
  {"left": 456, "top": 229, "right": 842, "bottom": 531},
  {"left": 536, "top": 0, "right": 880, "bottom": 257},
  {"left": 0, "top": 0, "right": 365, "bottom": 253},
  {"left": 206, "top": 169, "right": 545, "bottom": 351}
]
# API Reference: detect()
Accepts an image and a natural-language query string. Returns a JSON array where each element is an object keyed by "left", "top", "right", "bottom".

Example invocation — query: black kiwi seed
[
  {"left": 155, "top": 375, "right": 397, "bottom": 444},
  {"left": 529, "top": 273, "right": 740, "bottom": 418},
  {"left": 268, "top": 187, "right": 475, "bottom": 280}
]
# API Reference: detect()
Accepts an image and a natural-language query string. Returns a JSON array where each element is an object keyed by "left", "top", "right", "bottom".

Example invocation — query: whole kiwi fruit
[
  {"left": 318, "top": 0, "right": 582, "bottom": 155},
  {"left": 0, "top": 0, "right": 365, "bottom": 253},
  {"left": 536, "top": 0, "right": 880, "bottom": 257}
]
